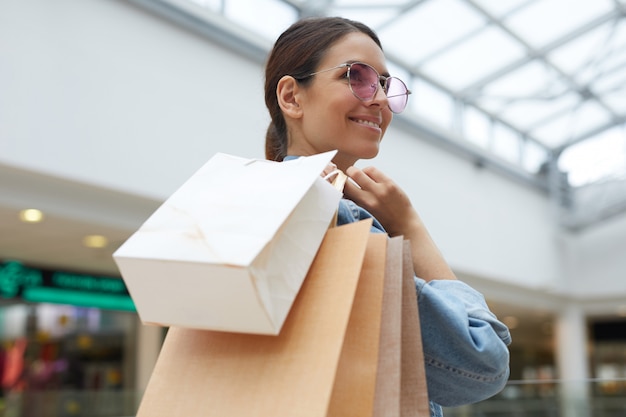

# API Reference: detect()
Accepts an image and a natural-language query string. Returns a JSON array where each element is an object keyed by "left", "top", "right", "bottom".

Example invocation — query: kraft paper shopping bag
[
  {"left": 372, "top": 236, "right": 404, "bottom": 417},
  {"left": 136, "top": 220, "right": 373, "bottom": 417},
  {"left": 372, "top": 238, "right": 430, "bottom": 417},
  {"left": 326, "top": 232, "right": 389, "bottom": 417},
  {"left": 113, "top": 150, "right": 342, "bottom": 335},
  {"left": 401, "top": 241, "right": 430, "bottom": 417}
]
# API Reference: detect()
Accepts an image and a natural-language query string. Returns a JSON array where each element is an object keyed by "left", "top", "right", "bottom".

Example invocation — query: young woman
[{"left": 264, "top": 17, "right": 511, "bottom": 416}]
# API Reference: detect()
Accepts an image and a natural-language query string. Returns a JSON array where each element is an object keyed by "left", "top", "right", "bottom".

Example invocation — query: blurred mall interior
[{"left": 1, "top": 0, "right": 625, "bottom": 416}]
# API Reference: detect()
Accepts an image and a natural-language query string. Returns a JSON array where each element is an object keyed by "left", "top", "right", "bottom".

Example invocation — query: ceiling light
[
  {"left": 19, "top": 209, "right": 44, "bottom": 223},
  {"left": 83, "top": 235, "right": 109, "bottom": 249}
]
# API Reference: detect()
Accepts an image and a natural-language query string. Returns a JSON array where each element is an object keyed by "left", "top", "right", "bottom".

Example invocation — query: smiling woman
[{"left": 263, "top": 16, "right": 512, "bottom": 416}]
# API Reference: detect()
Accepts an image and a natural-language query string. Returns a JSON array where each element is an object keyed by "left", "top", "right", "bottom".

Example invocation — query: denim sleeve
[{"left": 414, "top": 277, "right": 511, "bottom": 407}]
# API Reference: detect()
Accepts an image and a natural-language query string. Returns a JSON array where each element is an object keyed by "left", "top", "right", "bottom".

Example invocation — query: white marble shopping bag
[{"left": 113, "top": 151, "right": 341, "bottom": 335}]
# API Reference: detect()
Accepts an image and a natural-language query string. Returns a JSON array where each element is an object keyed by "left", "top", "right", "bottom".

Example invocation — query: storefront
[{"left": 0, "top": 260, "right": 141, "bottom": 416}]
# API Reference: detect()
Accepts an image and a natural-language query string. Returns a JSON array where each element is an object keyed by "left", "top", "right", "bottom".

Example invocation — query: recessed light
[
  {"left": 83, "top": 235, "right": 109, "bottom": 249},
  {"left": 19, "top": 209, "right": 44, "bottom": 223}
]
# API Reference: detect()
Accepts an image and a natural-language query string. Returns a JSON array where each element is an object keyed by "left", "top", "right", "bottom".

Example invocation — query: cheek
[{"left": 381, "top": 113, "right": 393, "bottom": 136}]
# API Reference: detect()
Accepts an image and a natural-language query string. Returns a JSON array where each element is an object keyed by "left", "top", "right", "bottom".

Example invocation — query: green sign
[{"left": 0, "top": 261, "right": 135, "bottom": 311}]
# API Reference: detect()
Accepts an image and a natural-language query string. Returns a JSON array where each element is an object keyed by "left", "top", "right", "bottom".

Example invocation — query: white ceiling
[
  {"left": 177, "top": 0, "right": 626, "bottom": 228},
  {"left": 214, "top": 0, "right": 626, "bottom": 180}
]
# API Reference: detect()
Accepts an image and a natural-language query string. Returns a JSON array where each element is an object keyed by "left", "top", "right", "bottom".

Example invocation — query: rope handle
[{"left": 323, "top": 169, "right": 348, "bottom": 193}]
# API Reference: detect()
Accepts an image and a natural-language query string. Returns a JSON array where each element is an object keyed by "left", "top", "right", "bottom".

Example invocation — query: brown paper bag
[
  {"left": 401, "top": 241, "right": 431, "bottom": 417},
  {"left": 372, "top": 236, "right": 404, "bottom": 416},
  {"left": 371, "top": 237, "right": 431, "bottom": 417},
  {"left": 137, "top": 220, "right": 378, "bottom": 417},
  {"left": 326, "top": 232, "right": 389, "bottom": 417},
  {"left": 136, "top": 222, "right": 430, "bottom": 417}
]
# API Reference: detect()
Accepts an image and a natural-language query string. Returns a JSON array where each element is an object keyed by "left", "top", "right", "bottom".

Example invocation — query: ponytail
[{"left": 265, "top": 120, "right": 288, "bottom": 162}]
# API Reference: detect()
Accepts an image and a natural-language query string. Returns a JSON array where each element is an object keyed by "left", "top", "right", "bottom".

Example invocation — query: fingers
[
  {"left": 346, "top": 166, "right": 392, "bottom": 187},
  {"left": 321, "top": 162, "right": 338, "bottom": 182},
  {"left": 343, "top": 166, "right": 385, "bottom": 208}
]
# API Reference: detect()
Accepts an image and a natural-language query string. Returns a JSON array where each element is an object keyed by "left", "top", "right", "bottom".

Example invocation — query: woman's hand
[
  {"left": 344, "top": 165, "right": 456, "bottom": 281},
  {"left": 343, "top": 166, "right": 416, "bottom": 238}
]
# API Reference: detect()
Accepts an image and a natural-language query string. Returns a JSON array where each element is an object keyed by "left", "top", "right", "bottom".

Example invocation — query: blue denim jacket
[{"left": 337, "top": 198, "right": 512, "bottom": 417}]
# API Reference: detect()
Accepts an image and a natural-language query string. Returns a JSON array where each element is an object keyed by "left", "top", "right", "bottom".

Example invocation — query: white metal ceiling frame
[
  {"left": 315, "top": 0, "right": 626, "bottom": 155},
  {"left": 271, "top": 0, "right": 626, "bottom": 231},
  {"left": 459, "top": 0, "right": 626, "bottom": 157},
  {"left": 128, "top": 0, "right": 626, "bottom": 229}
]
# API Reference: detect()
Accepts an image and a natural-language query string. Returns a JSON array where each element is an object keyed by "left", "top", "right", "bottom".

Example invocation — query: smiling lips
[{"left": 352, "top": 118, "right": 381, "bottom": 129}]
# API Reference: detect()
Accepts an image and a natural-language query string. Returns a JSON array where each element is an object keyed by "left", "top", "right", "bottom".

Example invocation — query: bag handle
[
  {"left": 324, "top": 169, "right": 348, "bottom": 228},
  {"left": 324, "top": 169, "right": 348, "bottom": 193}
]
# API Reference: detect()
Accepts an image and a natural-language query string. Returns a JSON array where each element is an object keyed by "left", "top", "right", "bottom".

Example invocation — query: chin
[{"left": 360, "top": 147, "right": 380, "bottom": 160}]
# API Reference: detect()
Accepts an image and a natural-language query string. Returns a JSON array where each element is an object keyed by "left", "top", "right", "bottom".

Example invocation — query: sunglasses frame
[{"left": 295, "top": 61, "right": 412, "bottom": 114}]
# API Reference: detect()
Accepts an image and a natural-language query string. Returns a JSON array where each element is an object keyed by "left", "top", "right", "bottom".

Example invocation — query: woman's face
[{"left": 287, "top": 32, "right": 393, "bottom": 170}]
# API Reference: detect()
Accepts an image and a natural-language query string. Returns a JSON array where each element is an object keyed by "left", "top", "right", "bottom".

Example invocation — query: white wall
[
  {"left": 1, "top": 0, "right": 624, "bottom": 300},
  {"left": 0, "top": 0, "right": 268, "bottom": 199},
  {"left": 564, "top": 214, "right": 626, "bottom": 300}
]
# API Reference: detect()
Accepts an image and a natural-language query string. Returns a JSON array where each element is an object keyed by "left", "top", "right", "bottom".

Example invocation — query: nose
[{"left": 370, "top": 81, "right": 390, "bottom": 109}]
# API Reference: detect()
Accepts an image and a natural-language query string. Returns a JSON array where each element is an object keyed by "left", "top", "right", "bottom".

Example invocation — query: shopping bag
[
  {"left": 136, "top": 219, "right": 375, "bottom": 417},
  {"left": 371, "top": 238, "right": 430, "bottom": 417},
  {"left": 135, "top": 221, "right": 431, "bottom": 417},
  {"left": 326, "top": 232, "right": 390, "bottom": 417},
  {"left": 401, "top": 241, "right": 431, "bottom": 417},
  {"left": 113, "top": 150, "right": 342, "bottom": 335},
  {"left": 372, "top": 236, "right": 404, "bottom": 417}
]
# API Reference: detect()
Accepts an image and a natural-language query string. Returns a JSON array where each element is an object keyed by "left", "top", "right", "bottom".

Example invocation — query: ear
[{"left": 276, "top": 75, "right": 304, "bottom": 119}]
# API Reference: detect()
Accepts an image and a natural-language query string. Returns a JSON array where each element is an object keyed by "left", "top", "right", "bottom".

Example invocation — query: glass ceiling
[{"left": 173, "top": 0, "right": 626, "bottom": 228}]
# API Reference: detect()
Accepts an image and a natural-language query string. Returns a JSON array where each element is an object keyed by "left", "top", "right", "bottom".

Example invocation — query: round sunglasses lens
[
  {"left": 387, "top": 77, "right": 408, "bottom": 113},
  {"left": 349, "top": 64, "right": 379, "bottom": 100}
]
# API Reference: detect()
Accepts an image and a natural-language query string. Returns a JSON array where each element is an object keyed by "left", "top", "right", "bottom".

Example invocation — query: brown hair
[{"left": 264, "top": 17, "right": 382, "bottom": 161}]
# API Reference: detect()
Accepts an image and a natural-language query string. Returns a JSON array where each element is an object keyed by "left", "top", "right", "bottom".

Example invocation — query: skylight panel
[
  {"left": 328, "top": 8, "right": 398, "bottom": 30},
  {"left": 493, "top": 95, "right": 577, "bottom": 130},
  {"left": 411, "top": 79, "right": 455, "bottom": 128},
  {"left": 420, "top": 26, "right": 525, "bottom": 90},
  {"left": 333, "top": 0, "right": 410, "bottom": 5},
  {"left": 598, "top": 70, "right": 626, "bottom": 114},
  {"left": 558, "top": 126, "right": 626, "bottom": 187},
  {"left": 593, "top": 63, "right": 626, "bottom": 94},
  {"left": 378, "top": 0, "right": 486, "bottom": 65},
  {"left": 188, "top": 0, "right": 221, "bottom": 12},
  {"left": 492, "top": 123, "right": 522, "bottom": 163},
  {"left": 530, "top": 100, "right": 611, "bottom": 148},
  {"left": 548, "top": 20, "right": 626, "bottom": 86},
  {"left": 522, "top": 139, "right": 550, "bottom": 174},
  {"left": 464, "top": 105, "right": 491, "bottom": 149},
  {"left": 475, "top": 60, "right": 578, "bottom": 127},
  {"left": 482, "top": 60, "right": 565, "bottom": 99},
  {"left": 224, "top": 0, "right": 297, "bottom": 42},
  {"left": 471, "top": 0, "right": 533, "bottom": 18},
  {"left": 504, "top": 0, "right": 614, "bottom": 49}
]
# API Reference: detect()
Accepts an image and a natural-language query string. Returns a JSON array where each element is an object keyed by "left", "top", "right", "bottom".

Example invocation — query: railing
[
  {"left": 0, "top": 380, "right": 625, "bottom": 416},
  {"left": 0, "top": 390, "right": 141, "bottom": 417},
  {"left": 555, "top": 172, "right": 626, "bottom": 231},
  {"left": 444, "top": 379, "right": 626, "bottom": 417}
]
